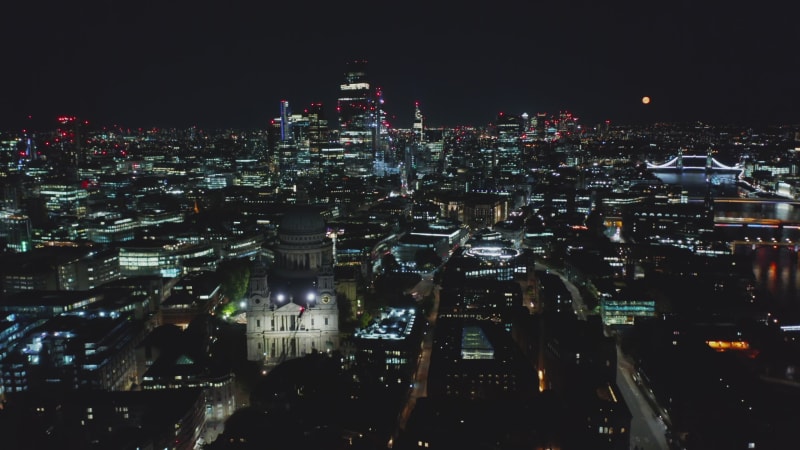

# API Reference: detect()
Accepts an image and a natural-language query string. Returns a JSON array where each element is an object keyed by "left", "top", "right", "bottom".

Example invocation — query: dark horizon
[{"left": 3, "top": 1, "right": 799, "bottom": 132}]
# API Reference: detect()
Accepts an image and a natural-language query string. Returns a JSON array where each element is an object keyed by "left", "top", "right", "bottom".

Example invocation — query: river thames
[{"left": 653, "top": 170, "right": 800, "bottom": 324}]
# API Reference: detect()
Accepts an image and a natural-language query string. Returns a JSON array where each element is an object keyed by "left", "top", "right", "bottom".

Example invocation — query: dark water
[
  {"left": 749, "top": 247, "right": 800, "bottom": 321},
  {"left": 653, "top": 171, "right": 800, "bottom": 323},
  {"left": 653, "top": 171, "right": 739, "bottom": 197}
]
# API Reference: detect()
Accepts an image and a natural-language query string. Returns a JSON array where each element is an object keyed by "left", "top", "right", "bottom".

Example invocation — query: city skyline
[
  {"left": 2, "top": 66, "right": 800, "bottom": 447},
  {"left": 3, "top": 1, "right": 798, "bottom": 131}
]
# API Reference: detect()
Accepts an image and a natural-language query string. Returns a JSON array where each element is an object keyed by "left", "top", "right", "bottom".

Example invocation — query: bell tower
[{"left": 317, "top": 264, "right": 336, "bottom": 305}]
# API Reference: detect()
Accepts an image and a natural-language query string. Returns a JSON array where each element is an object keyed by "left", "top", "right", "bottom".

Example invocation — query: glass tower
[{"left": 337, "top": 60, "right": 376, "bottom": 177}]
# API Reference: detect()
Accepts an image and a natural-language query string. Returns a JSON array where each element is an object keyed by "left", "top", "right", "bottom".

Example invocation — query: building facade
[
  {"left": 245, "top": 205, "right": 340, "bottom": 370},
  {"left": 337, "top": 60, "right": 377, "bottom": 177}
]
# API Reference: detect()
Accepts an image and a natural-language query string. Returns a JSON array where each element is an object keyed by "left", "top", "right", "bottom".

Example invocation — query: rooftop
[{"left": 353, "top": 307, "right": 418, "bottom": 341}]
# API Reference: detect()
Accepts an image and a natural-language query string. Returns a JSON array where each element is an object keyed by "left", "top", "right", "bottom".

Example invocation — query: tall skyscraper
[
  {"left": 371, "top": 86, "right": 397, "bottom": 176},
  {"left": 493, "top": 112, "right": 524, "bottom": 176},
  {"left": 337, "top": 60, "right": 376, "bottom": 177},
  {"left": 413, "top": 101, "right": 424, "bottom": 144},
  {"left": 275, "top": 101, "right": 298, "bottom": 186},
  {"left": 303, "top": 102, "right": 334, "bottom": 177},
  {"left": 279, "top": 100, "right": 292, "bottom": 142},
  {"left": 55, "top": 115, "right": 85, "bottom": 181}
]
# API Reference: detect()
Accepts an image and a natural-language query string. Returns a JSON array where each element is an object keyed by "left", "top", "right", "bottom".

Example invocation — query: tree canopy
[{"left": 217, "top": 258, "right": 252, "bottom": 306}]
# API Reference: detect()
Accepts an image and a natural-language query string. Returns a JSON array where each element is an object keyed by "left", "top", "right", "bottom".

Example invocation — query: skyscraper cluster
[{"left": 271, "top": 60, "right": 406, "bottom": 183}]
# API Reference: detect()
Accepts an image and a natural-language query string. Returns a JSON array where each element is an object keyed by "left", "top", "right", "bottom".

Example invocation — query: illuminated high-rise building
[
  {"left": 55, "top": 115, "right": 86, "bottom": 180},
  {"left": 337, "top": 60, "right": 376, "bottom": 177},
  {"left": 279, "top": 100, "right": 292, "bottom": 142},
  {"left": 373, "top": 86, "right": 393, "bottom": 176},
  {"left": 533, "top": 112, "right": 548, "bottom": 137},
  {"left": 303, "top": 102, "right": 334, "bottom": 176},
  {"left": 558, "top": 110, "right": 579, "bottom": 136},
  {"left": 304, "top": 102, "right": 330, "bottom": 146},
  {"left": 413, "top": 101, "right": 424, "bottom": 144},
  {"left": 275, "top": 101, "right": 299, "bottom": 186},
  {"left": 493, "top": 112, "right": 523, "bottom": 174},
  {"left": 0, "top": 212, "right": 31, "bottom": 252}
]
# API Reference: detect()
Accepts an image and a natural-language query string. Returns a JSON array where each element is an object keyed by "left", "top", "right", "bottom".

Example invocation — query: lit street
[
  {"left": 616, "top": 346, "right": 670, "bottom": 450},
  {"left": 537, "top": 262, "right": 670, "bottom": 450},
  {"left": 389, "top": 277, "right": 438, "bottom": 448}
]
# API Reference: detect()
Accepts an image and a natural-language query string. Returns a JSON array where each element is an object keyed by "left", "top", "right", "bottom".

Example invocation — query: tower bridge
[{"left": 645, "top": 148, "right": 744, "bottom": 175}]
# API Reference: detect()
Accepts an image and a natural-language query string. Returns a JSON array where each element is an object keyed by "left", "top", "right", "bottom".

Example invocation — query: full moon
[{"left": 642, "top": 96, "right": 651, "bottom": 105}]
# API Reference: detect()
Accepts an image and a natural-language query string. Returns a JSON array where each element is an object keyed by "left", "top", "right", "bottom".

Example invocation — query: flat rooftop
[{"left": 353, "top": 307, "right": 418, "bottom": 341}]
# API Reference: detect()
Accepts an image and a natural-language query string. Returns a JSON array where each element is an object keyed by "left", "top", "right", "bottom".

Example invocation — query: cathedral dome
[
  {"left": 273, "top": 204, "right": 334, "bottom": 281},
  {"left": 279, "top": 205, "right": 327, "bottom": 235}
]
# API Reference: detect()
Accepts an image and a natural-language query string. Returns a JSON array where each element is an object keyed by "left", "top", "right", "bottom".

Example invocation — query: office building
[{"left": 337, "top": 60, "right": 377, "bottom": 177}]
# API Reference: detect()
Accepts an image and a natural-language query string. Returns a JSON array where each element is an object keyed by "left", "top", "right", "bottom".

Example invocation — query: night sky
[{"left": 3, "top": 1, "right": 798, "bottom": 131}]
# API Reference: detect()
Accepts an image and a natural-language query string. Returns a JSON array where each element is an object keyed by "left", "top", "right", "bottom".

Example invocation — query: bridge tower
[
  {"left": 677, "top": 147, "right": 683, "bottom": 170},
  {"left": 706, "top": 148, "right": 713, "bottom": 171}
]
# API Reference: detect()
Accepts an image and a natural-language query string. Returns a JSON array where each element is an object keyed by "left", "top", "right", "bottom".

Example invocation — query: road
[
  {"left": 537, "top": 262, "right": 669, "bottom": 450},
  {"left": 389, "top": 277, "right": 438, "bottom": 448},
  {"left": 534, "top": 262, "right": 587, "bottom": 320},
  {"left": 392, "top": 266, "right": 671, "bottom": 450},
  {"left": 616, "top": 347, "right": 670, "bottom": 450}
]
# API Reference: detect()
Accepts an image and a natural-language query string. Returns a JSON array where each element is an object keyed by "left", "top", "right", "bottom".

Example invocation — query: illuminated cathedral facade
[{"left": 245, "top": 205, "right": 340, "bottom": 370}]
